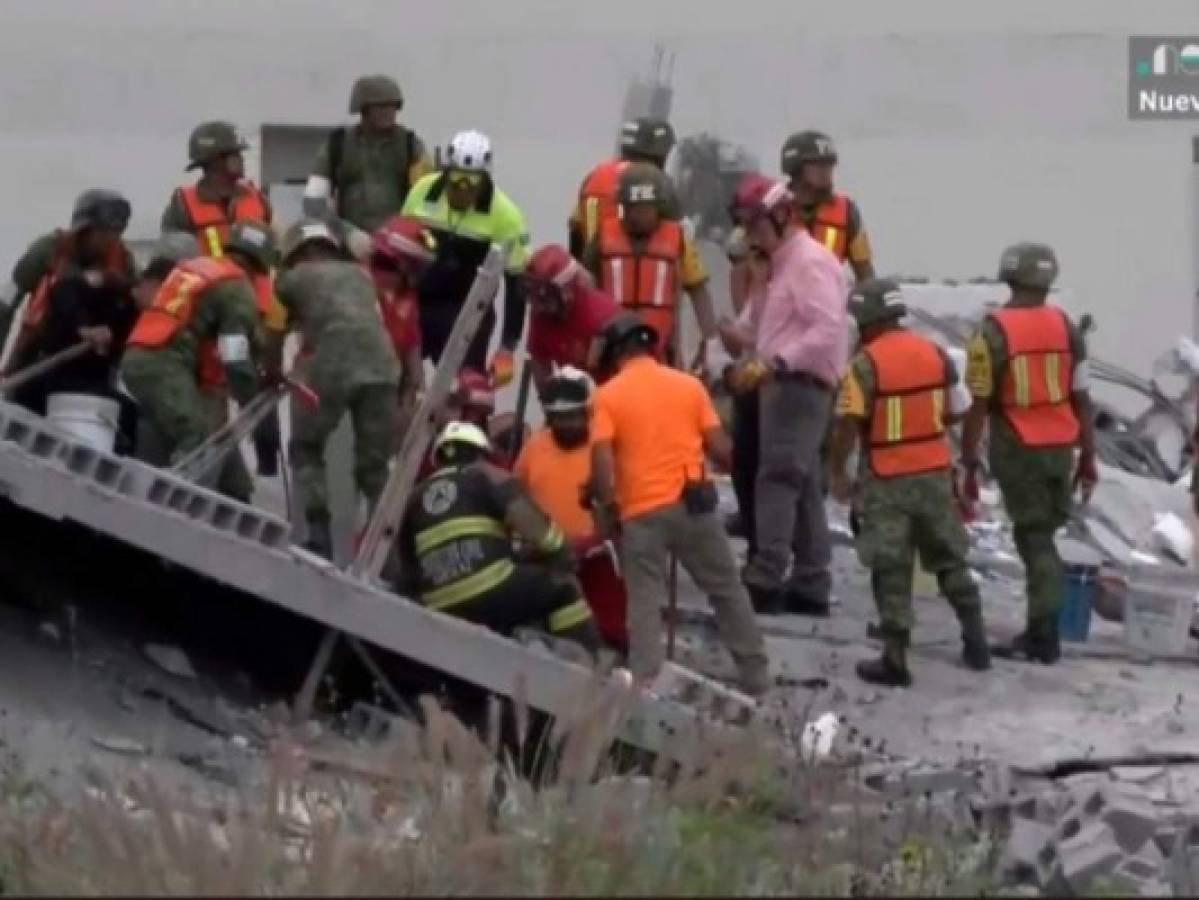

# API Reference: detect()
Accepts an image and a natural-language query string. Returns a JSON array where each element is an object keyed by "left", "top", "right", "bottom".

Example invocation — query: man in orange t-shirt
[
  {"left": 515, "top": 367, "right": 628, "bottom": 653},
  {"left": 588, "top": 313, "right": 768, "bottom": 694}
]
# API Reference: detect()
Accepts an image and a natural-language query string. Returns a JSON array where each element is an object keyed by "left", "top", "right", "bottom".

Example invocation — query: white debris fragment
[
  {"left": 800, "top": 711, "right": 840, "bottom": 762},
  {"left": 37, "top": 622, "right": 61, "bottom": 643},
  {"left": 1150, "top": 512, "right": 1193, "bottom": 566},
  {"left": 143, "top": 643, "right": 197, "bottom": 680},
  {"left": 90, "top": 733, "right": 148, "bottom": 756}
]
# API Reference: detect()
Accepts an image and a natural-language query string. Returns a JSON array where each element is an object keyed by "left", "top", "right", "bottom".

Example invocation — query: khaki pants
[{"left": 619, "top": 501, "right": 768, "bottom": 690}]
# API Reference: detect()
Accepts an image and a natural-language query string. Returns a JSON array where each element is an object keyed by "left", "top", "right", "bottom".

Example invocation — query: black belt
[{"left": 774, "top": 369, "right": 833, "bottom": 392}]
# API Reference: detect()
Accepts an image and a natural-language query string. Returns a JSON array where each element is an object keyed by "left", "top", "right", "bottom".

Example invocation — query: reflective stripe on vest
[
  {"left": 990, "top": 306, "right": 1081, "bottom": 448},
  {"left": 126, "top": 256, "right": 244, "bottom": 349},
  {"left": 414, "top": 515, "right": 509, "bottom": 556},
  {"left": 580, "top": 159, "right": 627, "bottom": 246},
  {"left": 596, "top": 217, "right": 682, "bottom": 309},
  {"left": 424, "top": 559, "right": 515, "bottom": 611},
  {"left": 804, "top": 193, "right": 850, "bottom": 261},
  {"left": 864, "top": 328, "right": 952, "bottom": 478},
  {"left": 23, "top": 235, "right": 126, "bottom": 328},
  {"left": 548, "top": 598, "right": 593, "bottom": 633},
  {"left": 179, "top": 183, "right": 268, "bottom": 258}
]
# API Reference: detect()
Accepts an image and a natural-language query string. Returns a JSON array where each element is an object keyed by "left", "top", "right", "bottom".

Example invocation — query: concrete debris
[
  {"left": 1055, "top": 820, "right": 1125, "bottom": 891},
  {"left": 1102, "top": 793, "right": 1162, "bottom": 853},
  {"left": 90, "top": 733, "right": 148, "bottom": 756},
  {"left": 143, "top": 643, "right": 196, "bottom": 680},
  {"left": 998, "top": 817, "right": 1055, "bottom": 884}
]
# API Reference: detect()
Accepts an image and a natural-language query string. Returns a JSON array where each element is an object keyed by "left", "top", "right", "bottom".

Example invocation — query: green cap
[
  {"left": 350, "top": 75, "right": 403, "bottom": 114},
  {"left": 279, "top": 218, "right": 342, "bottom": 263},
  {"left": 997, "top": 242, "right": 1058, "bottom": 289},
  {"left": 187, "top": 121, "right": 248, "bottom": 170},
  {"left": 617, "top": 162, "right": 671, "bottom": 212},
  {"left": 223, "top": 220, "right": 278, "bottom": 271},
  {"left": 848, "top": 277, "right": 907, "bottom": 327},
  {"left": 780, "top": 130, "right": 838, "bottom": 175}
]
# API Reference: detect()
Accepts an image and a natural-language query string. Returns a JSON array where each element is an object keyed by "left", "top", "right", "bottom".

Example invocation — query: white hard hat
[
  {"left": 543, "top": 365, "right": 595, "bottom": 413},
  {"left": 445, "top": 130, "right": 493, "bottom": 173},
  {"left": 433, "top": 420, "right": 491, "bottom": 458}
]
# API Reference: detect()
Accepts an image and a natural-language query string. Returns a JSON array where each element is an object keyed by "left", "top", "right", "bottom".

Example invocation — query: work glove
[
  {"left": 488, "top": 348, "right": 515, "bottom": 389},
  {"left": 1073, "top": 451, "right": 1099, "bottom": 503},
  {"left": 728, "top": 356, "right": 771, "bottom": 395},
  {"left": 725, "top": 225, "right": 749, "bottom": 264},
  {"left": 346, "top": 227, "right": 373, "bottom": 262}
]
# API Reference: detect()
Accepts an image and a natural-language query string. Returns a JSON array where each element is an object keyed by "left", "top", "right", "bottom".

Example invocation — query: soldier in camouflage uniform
[
  {"left": 121, "top": 221, "right": 275, "bottom": 501},
  {"left": 303, "top": 75, "right": 433, "bottom": 260},
  {"left": 275, "top": 219, "right": 400, "bottom": 558},
  {"left": 828, "top": 278, "right": 990, "bottom": 687},
  {"left": 961, "top": 243, "right": 1097, "bottom": 665}
]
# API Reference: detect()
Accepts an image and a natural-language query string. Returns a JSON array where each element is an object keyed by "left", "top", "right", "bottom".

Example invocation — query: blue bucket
[{"left": 1058, "top": 563, "right": 1097, "bottom": 642}]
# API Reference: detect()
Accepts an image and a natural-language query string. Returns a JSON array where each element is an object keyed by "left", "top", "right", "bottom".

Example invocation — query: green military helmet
[
  {"left": 279, "top": 218, "right": 343, "bottom": 264},
  {"left": 997, "top": 242, "right": 1058, "bottom": 289},
  {"left": 619, "top": 116, "right": 676, "bottom": 164},
  {"left": 349, "top": 74, "right": 404, "bottom": 114},
  {"left": 780, "top": 129, "right": 838, "bottom": 175},
  {"left": 151, "top": 231, "right": 200, "bottom": 264},
  {"left": 186, "top": 121, "right": 249, "bottom": 171},
  {"left": 223, "top": 219, "right": 279, "bottom": 272},
  {"left": 617, "top": 162, "right": 671, "bottom": 212},
  {"left": 848, "top": 277, "right": 907, "bottom": 328}
]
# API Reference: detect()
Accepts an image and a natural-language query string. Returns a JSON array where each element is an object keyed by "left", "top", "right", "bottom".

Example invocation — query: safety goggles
[{"left": 447, "top": 170, "right": 484, "bottom": 191}]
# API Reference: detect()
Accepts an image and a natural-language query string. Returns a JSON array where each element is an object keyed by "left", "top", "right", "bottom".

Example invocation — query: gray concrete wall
[{"left": 1, "top": 0, "right": 1197, "bottom": 373}]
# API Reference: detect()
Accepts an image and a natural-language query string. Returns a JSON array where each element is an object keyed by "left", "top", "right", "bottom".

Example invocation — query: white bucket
[
  {"left": 1123, "top": 562, "right": 1195, "bottom": 659},
  {"left": 46, "top": 392, "right": 119, "bottom": 452}
]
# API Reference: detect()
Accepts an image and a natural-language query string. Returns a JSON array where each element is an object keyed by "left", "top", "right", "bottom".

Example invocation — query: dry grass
[{"left": 0, "top": 679, "right": 1001, "bottom": 896}]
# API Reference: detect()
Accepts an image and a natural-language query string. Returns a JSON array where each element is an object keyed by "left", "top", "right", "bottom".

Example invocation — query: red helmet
[
  {"left": 452, "top": 368, "right": 495, "bottom": 412},
  {"left": 524, "top": 244, "right": 588, "bottom": 309},
  {"left": 371, "top": 215, "right": 438, "bottom": 274},
  {"left": 729, "top": 173, "right": 793, "bottom": 225}
]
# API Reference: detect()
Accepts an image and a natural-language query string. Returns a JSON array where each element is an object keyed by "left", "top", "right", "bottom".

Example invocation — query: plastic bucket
[
  {"left": 46, "top": 392, "right": 119, "bottom": 453},
  {"left": 1123, "top": 562, "right": 1195, "bottom": 658},
  {"left": 1058, "top": 562, "right": 1097, "bottom": 642}
]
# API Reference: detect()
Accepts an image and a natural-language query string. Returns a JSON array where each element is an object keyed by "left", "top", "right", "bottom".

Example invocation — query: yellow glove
[
  {"left": 489, "top": 348, "right": 515, "bottom": 389},
  {"left": 729, "top": 357, "right": 771, "bottom": 394}
]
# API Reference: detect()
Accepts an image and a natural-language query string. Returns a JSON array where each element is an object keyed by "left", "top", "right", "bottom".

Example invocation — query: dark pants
[
  {"left": 420, "top": 302, "right": 495, "bottom": 373},
  {"left": 453, "top": 563, "right": 600, "bottom": 654},
  {"left": 731, "top": 387, "right": 760, "bottom": 557}
]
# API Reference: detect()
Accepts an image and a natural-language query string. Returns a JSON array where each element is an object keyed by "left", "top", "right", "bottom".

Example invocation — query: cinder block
[
  {"left": 1001, "top": 817, "right": 1056, "bottom": 885},
  {"left": 879, "top": 766, "right": 975, "bottom": 799},
  {"left": 1056, "top": 821, "right": 1124, "bottom": 891},
  {"left": 1066, "top": 784, "right": 1110, "bottom": 820},
  {"left": 1103, "top": 795, "right": 1162, "bottom": 854}
]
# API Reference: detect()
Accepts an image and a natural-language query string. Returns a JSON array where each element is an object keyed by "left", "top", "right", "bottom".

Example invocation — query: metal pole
[{"left": 507, "top": 357, "right": 533, "bottom": 461}]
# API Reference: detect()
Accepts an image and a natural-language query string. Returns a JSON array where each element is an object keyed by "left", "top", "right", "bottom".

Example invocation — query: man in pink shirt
[{"left": 720, "top": 174, "right": 848, "bottom": 615}]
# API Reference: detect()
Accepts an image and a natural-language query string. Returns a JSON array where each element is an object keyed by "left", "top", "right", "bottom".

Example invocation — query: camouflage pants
[
  {"left": 990, "top": 431, "right": 1072, "bottom": 626},
  {"left": 120, "top": 349, "right": 254, "bottom": 502},
  {"left": 855, "top": 470, "right": 981, "bottom": 632},
  {"left": 289, "top": 380, "right": 397, "bottom": 522}
]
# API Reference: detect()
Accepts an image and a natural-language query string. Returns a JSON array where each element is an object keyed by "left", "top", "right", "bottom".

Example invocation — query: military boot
[
  {"left": 303, "top": 518, "right": 334, "bottom": 560},
  {"left": 959, "top": 609, "right": 992, "bottom": 671},
  {"left": 855, "top": 629, "right": 912, "bottom": 688},
  {"left": 992, "top": 620, "right": 1060, "bottom": 665}
]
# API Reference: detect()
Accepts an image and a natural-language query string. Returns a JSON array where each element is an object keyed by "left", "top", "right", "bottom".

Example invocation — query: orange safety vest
[
  {"left": 577, "top": 158, "right": 627, "bottom": 245},
  {"left": 803, "top": 193, "right": 850, "bottom": 261},
  {"left": 22, "top": 233, "right": 127, "bottom": 328},
  {"left": 178, "top": 182, "right": 269, "bottom": 258},
  {"left": 990, "top": 305, "right": 1080, "bottom": 448},
  {"left": 596, "top": 217, "right": 683, "bottom": 345},
  {"left": 127, "top": 256, "right": 244, "bottom": 351},
  {"left": 864, "top": 328, "right": 952, "bottom": 478}
]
